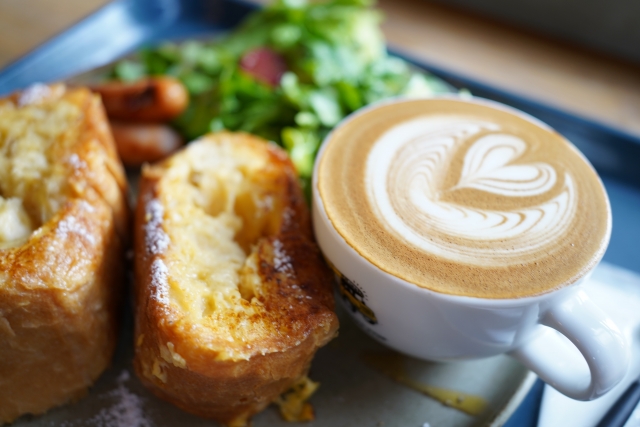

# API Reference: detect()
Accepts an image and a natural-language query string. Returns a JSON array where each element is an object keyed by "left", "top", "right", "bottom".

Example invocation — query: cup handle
[{"left": 509, "top": 288, "right": 629, "bottom": 401}]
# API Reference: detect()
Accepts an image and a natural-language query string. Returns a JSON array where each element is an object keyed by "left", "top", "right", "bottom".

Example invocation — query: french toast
[
  {"left": 0, "top": 84, "right": 128, "bottom": 423},
  {"left": 134, "top": 132, "right": 338, "bottom": 426}
]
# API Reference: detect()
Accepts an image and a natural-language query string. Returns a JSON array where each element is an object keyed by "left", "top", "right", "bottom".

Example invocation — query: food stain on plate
[{"left": 361, "top": 351, "right": 488, "bottom": 416}]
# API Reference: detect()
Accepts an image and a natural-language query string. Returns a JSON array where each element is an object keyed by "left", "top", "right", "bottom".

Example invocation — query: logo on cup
[
  {"left": 337, "top": 274, "right": 378, "bottom": 325},
  {"left": 325, "top": 258, "right": 378, "bottom": 325}
]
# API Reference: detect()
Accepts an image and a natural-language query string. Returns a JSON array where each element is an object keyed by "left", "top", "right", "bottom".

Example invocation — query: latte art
[
  {"left": 317, "top": 98, "right": 610, "bottom": 298},
  {"left": 367, "top": 117, "right": 577, "bottom": 266},
  {"left": 454, "top": 134, "right": 556, "bottom": 197}
]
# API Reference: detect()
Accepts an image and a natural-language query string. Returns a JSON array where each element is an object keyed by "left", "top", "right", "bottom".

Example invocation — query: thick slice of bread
[
  {"left": 0, "top": 84, "right": 128, "bottom": 423},
  {"left": 134, "top": 132, "right": 338, "bottom": 426}
]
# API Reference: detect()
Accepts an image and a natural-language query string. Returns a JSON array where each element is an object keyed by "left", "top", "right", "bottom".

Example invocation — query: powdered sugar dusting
[
  {"left": 282, "top": 207, "right": 295, "bottom": 226},
  {"left": 79, "top": 200, "right": 96, "bottom": 213},
  {"left": 150, "top": 259, "right": 170, "bottom": 307},
  {"left": 67, "top": 153, "right": 87, "bottom": 170},
  {"left": 256, "top": 195, "right": 274, "bottom": 210},
  {"left": 89, "top": 370, "right": 152, "bottom": 427},
  {"left": 56, "top": 215, "right": 96, "bottom": 245},
  {"left": 17, "top": 83, "right": 51, "bottom": 106},
  {"left": 45, "top": 372, "right": 153, "bottom": 427},
  {"left": 144, "top": 199, "right": 169, "bottom": 255},
  {"left": 273, "top": 239, "right": 294, "bottom": 275}
]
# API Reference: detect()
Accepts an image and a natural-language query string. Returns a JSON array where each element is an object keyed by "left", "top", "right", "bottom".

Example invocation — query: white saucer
[{"left": 539, "top": 262, "right": 640, "bottom": 427}]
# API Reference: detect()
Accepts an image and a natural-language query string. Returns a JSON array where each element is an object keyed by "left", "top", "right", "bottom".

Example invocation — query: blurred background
[
  {"left": 433, "top": 0, "right": 640, "bottom": 65},
  {"left": 0, "top": 0, "right": 639, "bottom": 137}
]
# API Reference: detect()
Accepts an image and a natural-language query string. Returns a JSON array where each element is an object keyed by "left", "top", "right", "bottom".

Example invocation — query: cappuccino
[{"left": 317, "top": 98, "right": 610, "bottom": 298}]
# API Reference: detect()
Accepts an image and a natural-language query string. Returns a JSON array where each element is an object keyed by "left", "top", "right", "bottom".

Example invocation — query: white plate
[{"left": 12, "top": 297, "right": 536, "bottom": 427}]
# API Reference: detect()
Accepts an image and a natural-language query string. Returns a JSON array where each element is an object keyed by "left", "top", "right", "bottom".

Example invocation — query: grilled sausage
[
  {"left": 110, "top": 121, "right": 183, "bottom": 167},
  {"left": 93, "top": 77, "right": 188, "bottom": 122}
]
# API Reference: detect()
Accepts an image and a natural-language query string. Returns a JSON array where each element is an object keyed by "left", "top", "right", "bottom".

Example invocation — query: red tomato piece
[{"left": 240, "top": 47, "right": 288, "bottom": 86}]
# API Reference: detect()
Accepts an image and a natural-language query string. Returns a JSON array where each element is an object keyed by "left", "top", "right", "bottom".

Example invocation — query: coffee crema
[{"left": 317, "top": 98, "right": 610, "bottom": 298}]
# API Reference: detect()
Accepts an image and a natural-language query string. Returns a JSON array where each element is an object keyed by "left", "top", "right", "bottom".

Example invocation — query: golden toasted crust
[
  {"left": 0, "top": 84, "right": 128, "bottom": 424},
  {"left": 134, "top": 132, "right": 338, "bottom": 425}
]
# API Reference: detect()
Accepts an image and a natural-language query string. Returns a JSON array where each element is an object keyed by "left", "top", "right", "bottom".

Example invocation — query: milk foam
[
  {"left": 366, "top": 116, "right": 577, "bottom": 266},
  {"left": 317, "top": 98, "right": 610, "bottom": 298}
]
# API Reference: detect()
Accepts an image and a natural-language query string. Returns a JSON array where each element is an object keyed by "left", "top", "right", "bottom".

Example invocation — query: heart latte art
[
  {"left": 317, "top": 98, "right": 610, "bottom": 298},
  {"left": 367, "top": 117, "right": 577, "bottom": 266}
]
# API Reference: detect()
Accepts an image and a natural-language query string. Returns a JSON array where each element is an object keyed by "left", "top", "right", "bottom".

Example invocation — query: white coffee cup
[{"left": 311, "top": 97, "right": 629, "bottom": 401}]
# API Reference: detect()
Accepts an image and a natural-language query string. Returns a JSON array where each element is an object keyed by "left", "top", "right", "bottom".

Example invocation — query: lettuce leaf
[{"left": 112, "top": 0, "right": 455, "bottom": 190}]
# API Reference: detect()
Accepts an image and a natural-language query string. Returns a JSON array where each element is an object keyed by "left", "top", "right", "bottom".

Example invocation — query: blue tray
[{"left": 2, "top": 1, "right": 639, "bottom": 425}]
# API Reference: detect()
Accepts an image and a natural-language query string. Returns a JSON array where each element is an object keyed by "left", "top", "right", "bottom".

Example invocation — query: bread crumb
[
  {"left": 161, "top": 342, "right": 187, "bottom": 369},
  {"left": 152, "top": 359, "right": 168, "bottom": 383},
  {"left": 274, "top": 376, "right": 319, "bottom": 422}
]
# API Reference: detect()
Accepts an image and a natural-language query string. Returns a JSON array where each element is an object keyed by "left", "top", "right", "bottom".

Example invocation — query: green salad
[{"left": 111, "top": 0, "right": 454, "bottom": 193}]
